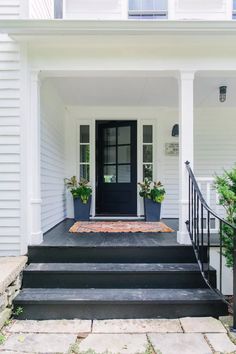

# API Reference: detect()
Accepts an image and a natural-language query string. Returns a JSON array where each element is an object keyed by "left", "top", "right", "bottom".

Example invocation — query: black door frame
[{"left": 95, "top": 120, "right": 137, "bottom": 216}]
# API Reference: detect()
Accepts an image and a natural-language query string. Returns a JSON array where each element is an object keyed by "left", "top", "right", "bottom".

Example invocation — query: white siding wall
[
  {"left": 64, "top": 0, "right": 127, "bottom": 20},
  {"left": 168, "top": 0, "right": 232, "bottom": 20},
  {"left": 29, "top": 0, "right": 54, "bottom": 19},
  {"left": 40, "top": 81, "right": 66, "bottom": 233},
  {"left": 0, "top": 0, "right": 20, "bottom": 19},
  {"left": 0, "top": 3, "right": 22, "bottom": 256}
]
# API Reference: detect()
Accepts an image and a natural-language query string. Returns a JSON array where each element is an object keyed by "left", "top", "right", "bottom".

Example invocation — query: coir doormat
[{"left": 69, "top": 221, "right": 174, "bottom": 233}]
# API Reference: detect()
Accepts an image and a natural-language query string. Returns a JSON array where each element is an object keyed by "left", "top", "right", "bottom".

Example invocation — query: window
[
  {"left": 103, "top": 126, "right": 131, "bottom": 184},
  {"left": 79, "top": 125, "right": 90, "bottom": 181},
  {"left": 54, "top": 0, "right": 63, "bottom": 18},
  {"left": 233, "top": 0, "right": 236, "bottom": 19},
  {"left": 142, "top": 125, "right": 153, "bottom": 180},
  {"left": 128, "top": 0, "right": 168, "bottom": 19}
]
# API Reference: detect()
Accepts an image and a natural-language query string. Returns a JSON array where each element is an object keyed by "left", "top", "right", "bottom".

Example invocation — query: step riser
[
  {"left": 28, "top": 246, "right": 205, "bottom": 263},
  {"left": 23, "top": 272, "right": 215, "bottom": 289},
  {"left": 14, "top": 303, "right": 228, "bottom": 320}
]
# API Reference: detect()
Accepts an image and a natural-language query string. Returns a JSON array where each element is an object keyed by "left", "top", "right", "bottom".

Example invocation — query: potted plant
[
  {"left": 64, "top": 176, "right": 92, "bottom": 221},
  {"left": 138, "top": 178, "right": 166, "bottom": 221}
]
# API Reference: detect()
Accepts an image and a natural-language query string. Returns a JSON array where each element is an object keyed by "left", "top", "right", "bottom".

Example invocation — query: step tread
[
  {"left": 25, "top": 263, "right": 212, "bottom": 273},
  {"left": 15, "top": 288, "right": 223, "bottom": 304}
]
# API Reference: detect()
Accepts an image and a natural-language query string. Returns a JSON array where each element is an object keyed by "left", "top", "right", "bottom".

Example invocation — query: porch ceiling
[{"left": 48, "top": 74, "right": 236, "bottom": 108}]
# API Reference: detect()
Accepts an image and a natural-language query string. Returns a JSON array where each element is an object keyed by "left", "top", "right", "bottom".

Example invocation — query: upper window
[
  {"left": 128, "top": 0, "right": 168, "bottom": 19},
  {"left": 233, "top": 0, "right": 236, "bottom": 19}
]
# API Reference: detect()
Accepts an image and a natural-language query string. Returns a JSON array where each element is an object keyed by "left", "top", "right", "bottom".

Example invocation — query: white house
[{"left": 0, "top": 0, "right": 236, "bottom": 256}]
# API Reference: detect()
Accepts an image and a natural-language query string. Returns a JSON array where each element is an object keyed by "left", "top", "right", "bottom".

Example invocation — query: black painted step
[
  {"left": 28, "top": 245, "right": 207, "bottom": 263},
  {"left": 23, "top": 263, "right": 216, "bottom": 289},
  {"left": 14, "top": 288, "right": 228, "bottom": 320}
]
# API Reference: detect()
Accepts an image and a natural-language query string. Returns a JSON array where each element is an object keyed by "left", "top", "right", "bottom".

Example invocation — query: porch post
[
  {"left": 177, "top": 70, "right": 195, "bottom": 245},
  {"left": 28, "top": 70, "right": 43, "bottom": 245}
]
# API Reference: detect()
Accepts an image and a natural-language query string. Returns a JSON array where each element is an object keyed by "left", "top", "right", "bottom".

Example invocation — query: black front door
[{"left": 96, "top": 121, "right": 137, "bottom": 215}]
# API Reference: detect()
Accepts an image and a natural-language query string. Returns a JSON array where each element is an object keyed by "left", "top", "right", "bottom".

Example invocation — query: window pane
[
  {"left": 143, "top": 125, "right": 153, "bottom": 143},
  {"left": 80, "top": 145, "right": 90, "bottom": 163},
  {"left": 118, "top": 146, "right": 130, "bottom": 164},
  {"left": 143, "top": 164, "right": 153, "bottom": 180},
  {"left": 129, "top": 0, "right": 167, "bottom": 11},
  {"left": 234, "top": 0, "right": 236, "bottom": 10},
  {"left": 118, "top": 165, "right": 131, "bottom": 183},
  {"left": 104, "top": 127, "right": 116, "bottom": 145},
  {"left": 104, "top": 146, "right": 116, "bottom": 164},
  {"left": 143, "top": 145, "right": 153, "bottom": 163},
  {"left": 80, "top": 125, "right": 89, "bottom": 143},
  {"left": 104, "top": 165, "right": 116, "bottom": 183},
  {"left": 80, "top": 164, "right": 90, "bottom": 181},
  {"left": 118, "top": 126, "right": 130, "bottom": 145}
]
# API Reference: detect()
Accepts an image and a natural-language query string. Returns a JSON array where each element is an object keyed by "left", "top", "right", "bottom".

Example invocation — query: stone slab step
[
  {"left": 14, "top": 288, "right": 228, "bottom": 320},
  {"left": 23, "top": 263, "right": 216, "bottom": 289}
]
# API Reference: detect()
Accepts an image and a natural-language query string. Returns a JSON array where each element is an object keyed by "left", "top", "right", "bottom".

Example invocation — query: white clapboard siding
[
  {"left": 29, "top": 0, "right": 54, "bottom": 19},
  {"left": 0, "top": 1, "right": 21, "bottom": 255},
  {"left": 64, "top": 0, "right": 124, "bottom": 19},
  {"left": 0, "top": 0, "right": 20, "bottom": 19},
  {"left": 40, "top": 81, "right": 66, "bottom": 233}
]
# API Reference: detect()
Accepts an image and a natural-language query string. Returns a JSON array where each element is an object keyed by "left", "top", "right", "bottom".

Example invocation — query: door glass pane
[
  {"left": 118, "top": 145, "right": 130, "bottom": 164},
  {"left": 80, "top": 145, "right": 90, "bottom": 163},
  {"left": 143, "top": 125, "right": 153, "bottom": 143},
  {"left": 104, "top": 165, "right": 116, "bottom": 183},
  {"left": 104, "top": 146, "right": 116, "bottom": 164},
  {"left": 80, "top": 125, "right": 89, "bottom": 143},
  {"left": 80, "top": 164, "right": 90, "bottom": 181},
  {"left": 143, "top": 164, "right": 153, "bottom": 180},
  {"left": 118, "top": 165, "right": 131, "bottom": 183},
  {"left": 143, "top": 145, "right": 152, "bottom": 163},
  {"left": 118, "top": 126, "right": 131, "bottom": 145},
  {"left": 104, "top": 127, "right": 116, "bottom": 145}
]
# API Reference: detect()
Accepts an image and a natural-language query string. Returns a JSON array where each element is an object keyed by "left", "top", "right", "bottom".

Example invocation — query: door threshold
[{"left": 90, "top": 216, "right": 145, "bottom": 221}]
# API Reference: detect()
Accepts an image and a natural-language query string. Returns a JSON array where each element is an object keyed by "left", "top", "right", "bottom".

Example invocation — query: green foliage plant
[
  {"left": 214, "top": 166, "right": 236, "bottom": 268},
  {"left": 138, "top": 178, "right": 166, "bottom": 203},
  {"left": 64, "top": 176, "right": 92, "bottom": 204}
]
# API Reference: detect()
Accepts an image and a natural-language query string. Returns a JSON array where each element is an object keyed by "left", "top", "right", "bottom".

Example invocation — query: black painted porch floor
[{"left": 42, "top": 218, "right": 179, "bottom": 247}]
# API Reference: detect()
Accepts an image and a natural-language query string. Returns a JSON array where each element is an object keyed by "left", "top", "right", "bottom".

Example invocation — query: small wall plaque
[{"left": 165, "top": 143, "right": 179, "bottom": 156}]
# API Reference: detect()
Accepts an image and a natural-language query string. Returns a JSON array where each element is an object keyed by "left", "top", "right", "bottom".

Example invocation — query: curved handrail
[{"left": 185, "top": 161, "right": 236, "bottom": 231}]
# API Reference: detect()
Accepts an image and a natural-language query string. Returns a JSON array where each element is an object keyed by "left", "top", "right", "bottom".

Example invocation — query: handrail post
[{"left": 232, "top": 228, "right": 236, "bottom": 332}]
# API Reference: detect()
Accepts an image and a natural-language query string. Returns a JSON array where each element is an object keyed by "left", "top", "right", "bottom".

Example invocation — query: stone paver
[
  {"left": 79, "top": 333, "right": 147, "bottom": 354},
  {"left": 180, "top": 316, "right": 227, "bottom": 333},
  {"left": 8, "top": 319, "right": 91, "bottom": 334},
  {"left": 1, "top": 333, "right": 77, "bottom": 353},
  {"left": 0, "top": 257, "right": 27, "bottom": 294},
  {"left": 148, "top": 333, "right": 212, "bottom": 354},
  {"left": 93, "top": 318, "right": 182, "bottom": 333},
  {"left": 0, "top": 308, "right": 11, "bottom": 330},
  {"left": 206, "top": 333, "right": 236, "bottom": 353}
]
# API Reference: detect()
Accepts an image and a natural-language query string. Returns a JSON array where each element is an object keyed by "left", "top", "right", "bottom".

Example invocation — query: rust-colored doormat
[{"left": 69, "top": 221, "right": 174, "bottom": 233}]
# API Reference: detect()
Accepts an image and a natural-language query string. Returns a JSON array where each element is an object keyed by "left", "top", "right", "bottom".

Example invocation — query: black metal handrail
[{"left": 185, "top": 161, "right": 236, "bottom": 330}]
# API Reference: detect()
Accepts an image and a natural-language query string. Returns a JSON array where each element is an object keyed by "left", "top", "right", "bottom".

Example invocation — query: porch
[{"left": 34, "top": 69, "right": 236, "bottom": 248}]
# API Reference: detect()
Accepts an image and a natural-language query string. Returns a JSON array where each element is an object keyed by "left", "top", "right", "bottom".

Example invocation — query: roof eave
[{"left": 1, "top": 19, "right": 236, "bottom": 40}]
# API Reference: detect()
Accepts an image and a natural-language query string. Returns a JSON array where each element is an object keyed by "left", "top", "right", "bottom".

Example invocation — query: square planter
[
  {"left": 144, "top": 198, "right": 161, "bottom": 222},
  {"left": 73, "top": 196, "right": 91, "bottom": 221}
]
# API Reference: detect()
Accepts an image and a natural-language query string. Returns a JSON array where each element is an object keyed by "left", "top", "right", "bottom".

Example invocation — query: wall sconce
[
  {"left": 171, "top": 124, "right": 179, "bottom": 137},
  {"left": 219, "top": 86, "right": 227, "bottom": 103}
]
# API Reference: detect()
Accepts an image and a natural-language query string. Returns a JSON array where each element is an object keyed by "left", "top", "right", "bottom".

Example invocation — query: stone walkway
[{"left": 0, "top": 317, "right": 236, "bottom": 354}]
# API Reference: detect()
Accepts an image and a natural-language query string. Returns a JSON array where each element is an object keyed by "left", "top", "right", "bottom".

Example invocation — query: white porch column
[
  {"left": 28, "top": 71, "right": 43, "bottom": 245},
  {"left": 177, "top": 70, "right": 195, "bottom": 245}
]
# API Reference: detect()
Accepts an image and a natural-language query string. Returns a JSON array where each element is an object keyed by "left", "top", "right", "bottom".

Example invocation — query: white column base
[
  {"left": 177, "top": 230, "right": 191, "bottom": 245},
  {"left": 30, "top": 231, "right": 43, "bottom": 245}
]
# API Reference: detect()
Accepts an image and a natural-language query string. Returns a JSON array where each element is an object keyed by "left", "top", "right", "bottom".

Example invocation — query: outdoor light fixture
[
  {"left": 219, "top": 86, "right": 227, "bottom": 103},
  {"left": 171, "top": 124, "right": 179, "bottom": 137}
]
